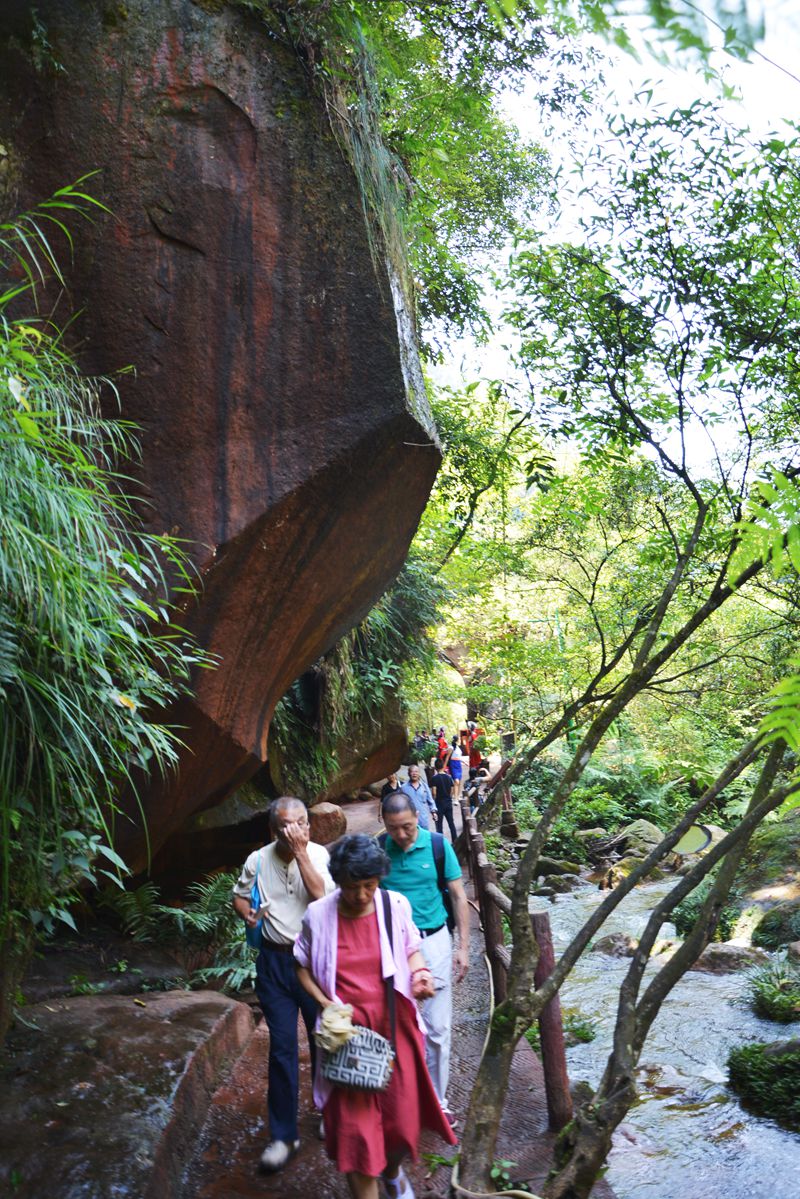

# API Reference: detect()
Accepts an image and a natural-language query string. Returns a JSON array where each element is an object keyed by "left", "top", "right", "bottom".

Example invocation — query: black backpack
[{"left": 378, "top": 830, "right": 455, "bottom": 934}]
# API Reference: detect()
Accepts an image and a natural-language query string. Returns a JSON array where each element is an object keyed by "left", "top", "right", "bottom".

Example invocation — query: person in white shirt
[
  {"left": 233, "top": 797, "right": 334, "bottom": 1173},
  {"left": 447, "top": 737, "right": 464, "bottom": 802}
]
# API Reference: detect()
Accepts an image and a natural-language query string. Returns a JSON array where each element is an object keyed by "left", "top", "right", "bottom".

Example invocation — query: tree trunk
[
  {"left": 0, "top": 924, "right": 34, "bottom": 1045},
  {"left": 542, "top": 743, "right": 790, "bottom": 1199}
]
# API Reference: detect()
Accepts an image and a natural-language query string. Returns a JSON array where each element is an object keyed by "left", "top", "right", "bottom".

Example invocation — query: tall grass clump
[{"left": 0, "top": 180, "right": 206, "bottom": 1039}]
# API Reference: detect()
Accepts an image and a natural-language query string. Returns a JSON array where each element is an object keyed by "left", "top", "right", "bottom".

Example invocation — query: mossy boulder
[
  {"left": 737, "top": 809, "right": 800, "bottom": 896},
  {"left": 541, "top": 873, "right": 583, "bottom": 894},
  {"left": 607, "top": 856, "right": 665, "bottom": 885},
  {"left": 535, "top": 856, "right": 582, "bottom": 878},
  {"left": 617, "top": 819, "right": 664, "bottom": 857},
  {"left": 728, "top": 1039, "right": 800, "bottom": 1129},
  {"left": 752, "top": 898, "right": 800, "bottom": 949}
]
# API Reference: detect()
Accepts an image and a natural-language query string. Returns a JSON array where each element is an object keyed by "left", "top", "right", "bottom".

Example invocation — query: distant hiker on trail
[
  {"left": 431, "top": 759, "right": 457, "bottom": 842},
  {"left": 436, "top": 726, "right": 448, "bottom": 762},
  {"left": 465, "top": 761, "right": 492, "bottom": 813},
  {"left": 446, "top": 736, "right": 464, "bottom": 802},
  {"left": 466, "top": 720, "right": 484, "bottom": 771},
  {"left": 380, "top": 792, "right": 469, "bottom": 1126},
  {"left": 400, "top": 763, "right": 436, "bottom": 830},
  {"left": 232, "top": 797, "right": 335, "bottom": 1174},
  {"left": 295, "top": 834, "right": 456, "bottom": 1199},
  {"left": 380, "top": 771, "right": 400, "bottom": 800}
]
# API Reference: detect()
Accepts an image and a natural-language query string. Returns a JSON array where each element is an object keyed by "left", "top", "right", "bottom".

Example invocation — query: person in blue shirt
[
  {"left": 380, "top": 791, "right": 469, "bottom": 1127},
  {"left": 400, "top": 763, "right": 436, "bottom": 830}
]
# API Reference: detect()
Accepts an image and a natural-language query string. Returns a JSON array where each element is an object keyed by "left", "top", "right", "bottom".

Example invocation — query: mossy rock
[
  {"left": 541, "top": 873, "right": 583, "bottom": 893},
  {"left": 752, "top": 899, "right": 800, "bottom": 949},
  {"left": 613, "top": 856, "right": 665, "bottom": 882},
  {"left": 536, "top": 856, "right": 582, "bottom": 878},
  {"left": 618, "top": 819, "right": 664, "bottom": 856},
  {"left": 728, "top": 1040, "right": 800, "bottom": 1128},
  {"left": 737, "top": 809, "right": 800, "bottom": 894}
]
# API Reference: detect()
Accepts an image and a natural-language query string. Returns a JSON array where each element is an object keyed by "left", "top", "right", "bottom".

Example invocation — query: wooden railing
[{"left": 458, "top": 797, "right": 573, "bottom": 1132}]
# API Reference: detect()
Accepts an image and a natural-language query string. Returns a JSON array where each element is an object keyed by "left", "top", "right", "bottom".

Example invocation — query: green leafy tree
[{"left": 452, "top": 99, "right": 800, "bottom": 1196}]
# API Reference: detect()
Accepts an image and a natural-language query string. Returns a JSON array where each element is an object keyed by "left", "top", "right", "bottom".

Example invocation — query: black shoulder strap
[
  {"left": 381, "top": 888, "right": 396, "bottom": 1049},
  {"left": 430, "top": 831, "right": 446, "bottom": 896},
  {"left": 378, "top": 832, "right": 387, "bottom": 850}
]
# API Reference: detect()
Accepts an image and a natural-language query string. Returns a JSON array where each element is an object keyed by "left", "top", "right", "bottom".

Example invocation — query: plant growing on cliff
[{"left": 0, "top": 182, "right": 206, "bottom": 1039}]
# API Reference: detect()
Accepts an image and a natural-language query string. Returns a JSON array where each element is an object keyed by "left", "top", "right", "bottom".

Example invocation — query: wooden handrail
[
  {"left": 484, "top": 881, "right": 511, "bottom": 915},
  {"left": 459, "top": 787, "right": 572, "bottom": 1131}
]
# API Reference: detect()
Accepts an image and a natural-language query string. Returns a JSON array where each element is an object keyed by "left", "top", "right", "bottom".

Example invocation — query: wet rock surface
[
  {"left": 689, "top": 942, "right": 770, "bottom": 974},
  {"left": 0, "top": 990, "right": 254, "bottom": 1199},
  {"left": 593, "top": 933, "right": 638, "bottom": 957},
  {"left": 21, "top": 929, "right": 187, "bottom": 1004}
]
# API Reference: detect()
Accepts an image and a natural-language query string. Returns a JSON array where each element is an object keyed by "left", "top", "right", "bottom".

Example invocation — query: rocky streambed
[{"left": 537, "top": 877, "right": 800, "bottom": 1199}]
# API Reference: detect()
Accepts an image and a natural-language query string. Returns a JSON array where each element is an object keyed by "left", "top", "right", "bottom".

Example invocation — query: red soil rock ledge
[
  {"left": 0, "top": 0, "right": 439, "bottom": 869},
  {"left": 0, "top": 990, "right": 255, "bottom": 1199}
]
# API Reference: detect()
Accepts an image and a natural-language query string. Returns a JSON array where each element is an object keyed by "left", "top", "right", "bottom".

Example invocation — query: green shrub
[
  {"left": 101, "top": 873, "right": 256, "bottom": 993},
  {"left": 673, "top": 879, "right": 740, "bottom": 942},
  {"left": 747, "top": 962, "right": 800, "bottom": 1023},
  {"left": 728, "top": 1041, "right": 800, "bottom": 1128},
  {"left": 0, "top": 183, "right": 205, "bottom": 1025}
]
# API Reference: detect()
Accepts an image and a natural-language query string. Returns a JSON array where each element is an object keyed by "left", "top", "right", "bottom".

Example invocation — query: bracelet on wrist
[{"left": 412, "top": 967, "right": 432, "bottom": 977}]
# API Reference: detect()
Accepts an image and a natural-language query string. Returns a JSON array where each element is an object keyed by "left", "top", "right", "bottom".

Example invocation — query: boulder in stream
[
  {"left": 593, "top": 932, "right": 639, "bottom": 957},
  {"left": 617, "top": 819, "right": 665, "bottom": 856},
  {"left": 689, "top": 942, "right": 770, "bottom": 974},
  {"left": 542, "top": 873, "right": 584, "bottom": 894},
  {"left": 536, "top": 856, "right": 582, "bottom": 877}
]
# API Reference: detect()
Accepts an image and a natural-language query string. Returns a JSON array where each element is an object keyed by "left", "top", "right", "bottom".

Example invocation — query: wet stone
[{"left": 0, "top": 991, "right": 254, "bottom": 1199}]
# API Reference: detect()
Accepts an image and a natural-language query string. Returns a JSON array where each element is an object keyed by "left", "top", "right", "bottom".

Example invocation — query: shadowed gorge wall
[{"left": 0, "top": 0, "right": 439, "bottom": 869}]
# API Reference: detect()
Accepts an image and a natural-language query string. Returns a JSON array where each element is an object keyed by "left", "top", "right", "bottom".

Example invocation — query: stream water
[{"left": 536, "top": 879, "right": 800, "bottom": 1199}]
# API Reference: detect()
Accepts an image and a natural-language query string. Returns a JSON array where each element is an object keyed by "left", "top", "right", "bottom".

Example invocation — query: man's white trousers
[{"left": 419, "top": 924, "right": 452, "bottom": 1106}]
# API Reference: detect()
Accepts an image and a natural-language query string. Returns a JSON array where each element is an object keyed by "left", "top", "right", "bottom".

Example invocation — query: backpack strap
[
  {"left": 380, "top": 888, "right": 396, "bottom": 1050},
  {"left": 430, "top": 831, "right": 446, "bottom": 896},
  {"left": 430, "top": 832, "right": 456, "bottom": 933}
]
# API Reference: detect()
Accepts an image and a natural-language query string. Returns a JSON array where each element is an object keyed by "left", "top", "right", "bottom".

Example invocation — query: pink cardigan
[{"left": 294, "top": 888, "right": 426, "bottom": 1108}]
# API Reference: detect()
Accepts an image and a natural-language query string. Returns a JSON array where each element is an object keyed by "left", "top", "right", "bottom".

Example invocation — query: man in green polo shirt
[{"left": 380, "top": 791, "right": 469, "bottom": 1125}]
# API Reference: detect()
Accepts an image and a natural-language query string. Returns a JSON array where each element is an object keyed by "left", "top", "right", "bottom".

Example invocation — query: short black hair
[
  {"left": 381, "top": 790, "right": 417, "bottom": 820},
  {"left": 328, "top": 834, "right": 390, "bottom": 883}
]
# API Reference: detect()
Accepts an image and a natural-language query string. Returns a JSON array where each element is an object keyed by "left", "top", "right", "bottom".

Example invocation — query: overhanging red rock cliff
[{"left": 0, "top": 0, "right": 440, "bottom": 868}]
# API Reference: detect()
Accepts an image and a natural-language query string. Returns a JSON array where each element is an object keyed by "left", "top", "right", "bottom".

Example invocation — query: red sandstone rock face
[{"left": 0, "top": 0, "right": 439, "bottom": 870}]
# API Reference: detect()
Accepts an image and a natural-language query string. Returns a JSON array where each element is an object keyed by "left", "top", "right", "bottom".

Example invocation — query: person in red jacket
[{"left": 467, "top": 721, "right": 484, "bottom": 771}]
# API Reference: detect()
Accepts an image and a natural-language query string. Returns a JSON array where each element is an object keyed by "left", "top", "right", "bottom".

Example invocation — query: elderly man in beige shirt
[{"left": 233, "top": 796, "right": 334, "bottom": 1173}]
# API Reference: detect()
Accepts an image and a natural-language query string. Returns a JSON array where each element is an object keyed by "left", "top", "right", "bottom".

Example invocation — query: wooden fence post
[
  {"left": 478, "top": 854, "right": 508, "bottom": 1004},
  {"left": 531, "top": 910, "right": 573, "bottom": 1131}
]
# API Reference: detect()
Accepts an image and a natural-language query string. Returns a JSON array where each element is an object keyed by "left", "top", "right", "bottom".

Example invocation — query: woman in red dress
[{"left": 295, "top": 834, "right": 456, "bottom": 1199}]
